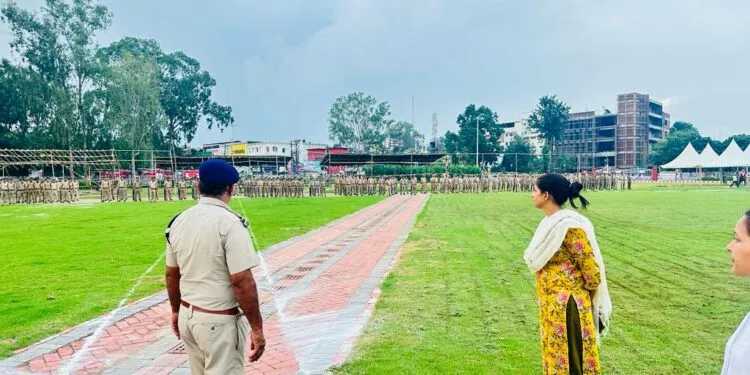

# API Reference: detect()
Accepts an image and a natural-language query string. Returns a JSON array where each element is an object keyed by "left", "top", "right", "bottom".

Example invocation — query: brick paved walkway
[{"left": 0, "top": 194, "right": 427, "bottom": 375}]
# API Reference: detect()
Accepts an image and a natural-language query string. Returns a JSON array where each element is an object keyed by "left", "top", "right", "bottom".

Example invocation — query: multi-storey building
[
  {"left": 553, "top": 92, "right": 670, "bottom": 170},
  {"left": 614, "top": 93, "right": 670, "bottom": 169},
  {"left": 499, "top": 115, "right": 544, "bottom": 155}
]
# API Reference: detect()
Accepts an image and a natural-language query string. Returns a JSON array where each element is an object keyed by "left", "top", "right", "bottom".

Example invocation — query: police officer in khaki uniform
[
  {"left": 149, "top": 177, "right": 158, "bottom": 202},
  {"left": 133, "top": 177, "right": 142, "bottom": 202},
  {"left": 166, "top": 159, "right": 265, "bottom": 375}
]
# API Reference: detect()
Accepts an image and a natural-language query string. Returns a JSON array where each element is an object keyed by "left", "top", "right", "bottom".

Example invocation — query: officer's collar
[{"left": 198, "top": 196, "right": 229, "bottom": 208}]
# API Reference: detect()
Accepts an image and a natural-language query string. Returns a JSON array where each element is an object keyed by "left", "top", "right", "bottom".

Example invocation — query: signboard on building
[{"left": 229, "top": 143, "right": 248, "bottom": 156}]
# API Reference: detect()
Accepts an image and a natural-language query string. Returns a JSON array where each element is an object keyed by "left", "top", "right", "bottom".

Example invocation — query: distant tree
[
  {"left": 500, "top": 136, "right": 535, "bottom": 172},
  {"left": 444, "top": 104, "right": 503, "bottom": 165},
  {"left": 669, "top": 121, "right": 697, "bottom": 135},
  {"left": 100, "top": 53, "right": 164, "bottom": 175},
  {"left": 158, "top": 51, "right": 233, "bottom": 161},
  {"left": 388, "top": 121, "right": 423, "bottom": 153},
  {"left": 1, "top": 0, "right": 112, "bottom": 149},
  {"left": 0, "top": 60, "right": 53, "bottom": 148},
  {"left": 650, "top": 123, "right": 701, "bottom": 166},
  {"left": 328, "top": 92, "right": 393, "bottom": 153},
  {"left": 727, "top": 134, "right": 750, "bottom": 151},
  {"left": 528, "top": 95, "right": 570, "bottom": 171},
  {"left": 529, "top": 95, "right": 570, "bottom": 145},
  {"left": 554, "top": 155, "right": 578, "bottom": 173}
]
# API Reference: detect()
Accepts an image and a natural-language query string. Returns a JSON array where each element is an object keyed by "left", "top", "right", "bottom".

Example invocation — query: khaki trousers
[{"left": 178, "top": 305, "right": 249, "bottom": 375}]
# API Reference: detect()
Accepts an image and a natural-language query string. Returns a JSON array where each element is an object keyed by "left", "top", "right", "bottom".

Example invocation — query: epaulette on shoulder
[{"left": 215, "top": 204, "right": 249, "bottom": 228}]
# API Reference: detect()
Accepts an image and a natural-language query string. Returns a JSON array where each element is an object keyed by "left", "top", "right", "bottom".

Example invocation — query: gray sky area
[{"left": 1, "top": 0, "right": 748, "bottom": 146}]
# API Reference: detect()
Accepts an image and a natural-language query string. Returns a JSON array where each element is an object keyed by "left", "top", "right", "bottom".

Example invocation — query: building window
[
  {"left": 282, "top": 148, "right": 285, "bottom": 153},
  {"left": 273, "top": 147, "right": 278, "bottom": 152},
  {"left": 266, "top": 147, "right": 269, "bottom": 152}
]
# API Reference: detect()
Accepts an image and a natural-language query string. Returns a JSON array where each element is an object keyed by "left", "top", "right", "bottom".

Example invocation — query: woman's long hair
[{"left": 536, "top": 173, "right": 590, "bottom": 209}]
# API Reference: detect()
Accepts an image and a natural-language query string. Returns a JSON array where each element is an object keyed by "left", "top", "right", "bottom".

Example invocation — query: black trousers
[{"left": 566, "top": 296, "right": 584, "bottom": 375}]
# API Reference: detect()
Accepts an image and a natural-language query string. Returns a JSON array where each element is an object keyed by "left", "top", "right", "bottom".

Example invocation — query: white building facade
[{"left": 499, "top": 115, "right": 544, "bottom": 155}]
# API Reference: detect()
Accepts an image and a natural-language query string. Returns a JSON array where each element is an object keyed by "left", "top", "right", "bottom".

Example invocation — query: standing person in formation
[
  {"left": 0, "top": 179, "right": 8, "bottom": 205},
  {"left": 524, "top": 173, "right": 611, "bottom": 375},
  {"left": 722, "top": 210, "right": 750, "bottom": 374},
  {"left": 165, "top": 178, "right": 174, "bottom": 201},
  {"left": 73, "top": 178, "right": 79, "bottom": 202},
  {"left": 133, "top": 177, "right": 142, "bottom": 202},
  {"left": 60, "top": 179, "right": 67, "bottom": 203},
  {"left": 191, "top": 179, "right": 199, "bottom": 200},
  {"left": 100, "top": 179, "right": 107, "bottom": 202},
  {"left": 149, "top": 177, "right": 158, "bottom": 202},
  {"left": 109, "top": 178, "right": 116, "bottom": 202},
  {"left": 118, "top": 177, "right": 127, "bottom": 202},
  {"left": 178, "top": 178, "right": 187, "bottom": 200},
  {"left": 165, "top": 159, "right": 265, "bottom": 374}
]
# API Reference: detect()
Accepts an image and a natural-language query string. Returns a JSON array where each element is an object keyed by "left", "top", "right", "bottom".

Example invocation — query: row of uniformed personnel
[
  {"left": 100, "top": 177, "right": 200, "bottom": 202},
  {"left": 0, "top": 178, "right": 79, "bottom": 205},
  {"left": 237, "top": 177, "right": 305, "bottom": 198},
  {"left": 330, "top": 173, "right": 631, "bottom": 196}
]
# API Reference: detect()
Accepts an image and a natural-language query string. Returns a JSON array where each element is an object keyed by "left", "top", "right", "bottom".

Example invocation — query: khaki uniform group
[
  {"left": 98, "top": 178, "right": 198, "bottom": 203},
  {"left": 331, "top": 173, "right": 631, "bottom": 196},
  {"left": 237, "top": 177, "right": 306, "bottom": 198},
  {"left": 0, "top": 178, "right": 79, "bottom": 205}
]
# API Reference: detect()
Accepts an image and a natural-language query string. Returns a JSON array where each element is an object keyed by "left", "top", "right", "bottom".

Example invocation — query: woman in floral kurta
[{"left": 536, "top": 227, "right": 601, "bottom": 374}]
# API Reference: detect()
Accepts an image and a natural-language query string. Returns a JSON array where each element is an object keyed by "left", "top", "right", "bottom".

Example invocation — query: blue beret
[{"left": 198, "top": 159, "right": 240, "bottom": 185}]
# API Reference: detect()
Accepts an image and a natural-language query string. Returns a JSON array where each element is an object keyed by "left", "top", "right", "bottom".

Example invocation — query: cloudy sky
[{"left": 1, "top": 0, "right": 748, "bottom": 146}]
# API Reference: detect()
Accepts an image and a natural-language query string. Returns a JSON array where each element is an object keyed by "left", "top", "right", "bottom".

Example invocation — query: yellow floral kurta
[{"left": 536, "top": 227, "right": 601, "bottom": 374}]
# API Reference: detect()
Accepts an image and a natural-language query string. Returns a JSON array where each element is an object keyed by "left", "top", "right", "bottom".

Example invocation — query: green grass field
[
  {"left": 0, "top": 196, "right": 382, "bottom": 359},
  {"left": 334, "top": 188, "right": 750, "bottom": 374}
]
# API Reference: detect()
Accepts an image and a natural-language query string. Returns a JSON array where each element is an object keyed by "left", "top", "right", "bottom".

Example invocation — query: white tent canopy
[
  {"left": 662, "top": 143, "right": 701, "bottom": 169},
  {"left": 714, "top": 139, "right": 748, "bottom": 168},
  {"left": 662, "top": 140, "right": 750, "bottom": 169},
  {"left": 697, "top": 144, "right": 720, "bottom": 168}
]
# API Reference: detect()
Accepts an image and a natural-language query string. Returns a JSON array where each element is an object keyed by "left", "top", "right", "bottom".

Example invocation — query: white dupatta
[{"left": 524, "top": 208, "right": 612, "bottom": 344}]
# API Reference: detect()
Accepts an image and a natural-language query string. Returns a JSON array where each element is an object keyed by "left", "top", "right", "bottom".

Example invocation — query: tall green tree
[
  {"left": 528, "top": 95, "right": 570, "bottom": 170},
  {"left": 387, "top": 121, "right": 424, "bottom": 153},
  {"left": 669, "top": 121, "right": 697, "bottom": 135},
  {"left": 159, "top": 51, "right": 233, "bottom": 151},
  {"left": 500, "top": 135, "right": 535, "bottom": 172},
  {"left": 328, "top": 92, "right": 393, "bottom": 153},
  {"left": 444, "top": 104, "right": 503, "bottom": 165},
  {"left": 99, "top": 37, "right": 233, "bottom": 152},
  {"left": 1, "top": 0, "right": 112, "bottom": 150},
  {"left": 100, "top": 53, "right": 164, "bottom": 174},
  {"left": 0, "top": 60, "right": 54, "bottom": 148}
]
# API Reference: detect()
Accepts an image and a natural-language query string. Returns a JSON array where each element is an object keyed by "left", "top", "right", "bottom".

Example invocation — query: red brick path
[{"left": 8, "top": 195, "right": 426, "bottom": 375}]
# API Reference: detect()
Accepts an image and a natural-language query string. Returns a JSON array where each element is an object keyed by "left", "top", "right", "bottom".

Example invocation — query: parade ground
[{"left": 1, "top": 186, "right": 749, "bottom": 374}]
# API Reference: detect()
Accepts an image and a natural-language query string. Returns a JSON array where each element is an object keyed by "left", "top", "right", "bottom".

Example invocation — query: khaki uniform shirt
[{"left": 166, "top": 197, "right": 260, "bottom": 311}]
